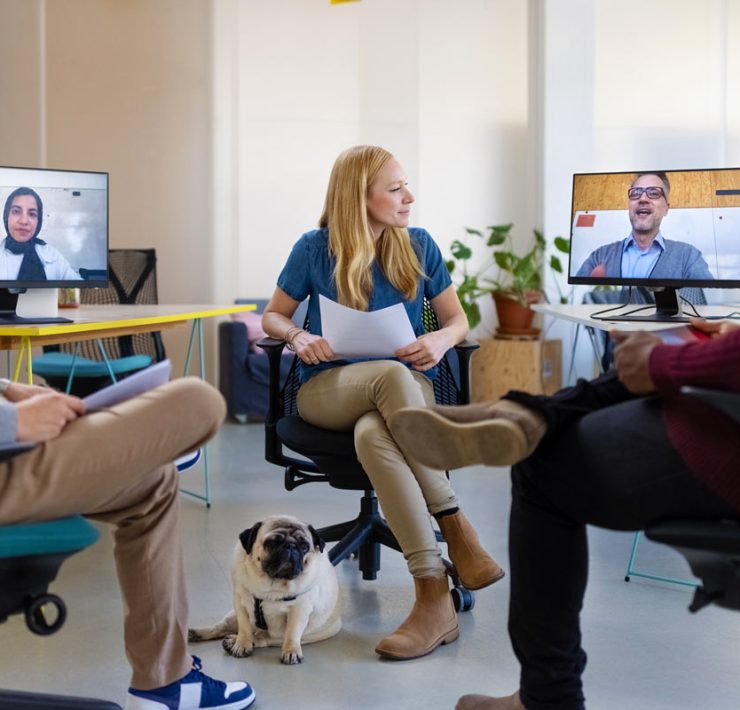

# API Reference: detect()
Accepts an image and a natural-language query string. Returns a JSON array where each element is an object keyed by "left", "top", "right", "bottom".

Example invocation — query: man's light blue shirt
[{"left": 620, "top": 232, "right": 665, "bottom": 279}]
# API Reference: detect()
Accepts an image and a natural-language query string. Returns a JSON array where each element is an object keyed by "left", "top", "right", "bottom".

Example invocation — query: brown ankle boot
[
  {"left": 390, "top": 400, "right": 545, "bottom": 470},
  {"left": 456, "top": 692, "right": 524, "bottom": 710},
  {"left": 437, "top": 510, "right": 505, "bottom": 590},
  {"left": 375, "top": 575, "right": 459, "bottom": 660}
]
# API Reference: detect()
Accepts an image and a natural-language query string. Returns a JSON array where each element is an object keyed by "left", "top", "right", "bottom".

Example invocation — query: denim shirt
[{"left": 276, "top": 227, "right": 452, "bottom": 382}]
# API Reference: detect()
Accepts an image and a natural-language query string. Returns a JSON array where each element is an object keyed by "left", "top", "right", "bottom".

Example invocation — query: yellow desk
[
  {"left": 0, "top": 304, "right": 255, "bottom": 381},
  {"left": 0, "top": 303, "right": 256, "bottom": 506}
]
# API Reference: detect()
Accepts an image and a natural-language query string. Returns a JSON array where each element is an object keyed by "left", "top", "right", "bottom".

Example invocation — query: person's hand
[
  {"left": 395, "top": 331, "right": 453, "bottom": 371},
  {"left": 689, "top": 317, "right": 740, "bottom": 338},
  {"left": 610, "top": 330, "right": 662, "bottom": 394},
  {"left": 3, "top": 381, "right": 52, "bottom": 403},
  {"left": 15, "top": 392, "right": 86, "bottom": 443},
  {"left": 291, "top": 331, "right": 335, "bottom": 365}
]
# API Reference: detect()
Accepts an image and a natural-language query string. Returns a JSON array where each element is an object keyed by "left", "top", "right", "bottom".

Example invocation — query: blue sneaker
[{"left": 125, "top": 656, "right": 256, "bottom": 709}]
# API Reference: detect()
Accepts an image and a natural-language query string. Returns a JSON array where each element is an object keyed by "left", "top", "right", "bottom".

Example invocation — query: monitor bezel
[
  {"left": 0, "top": 164, "right": 109, "bottom": 289},
  {"left": 567, "top": 167, "right": 740, "bottom": 290}
]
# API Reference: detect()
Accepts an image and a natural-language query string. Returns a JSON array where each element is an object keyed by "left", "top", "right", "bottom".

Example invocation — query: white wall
[{"left": 214, "top": 0, "right": 530, "bottom": 337}]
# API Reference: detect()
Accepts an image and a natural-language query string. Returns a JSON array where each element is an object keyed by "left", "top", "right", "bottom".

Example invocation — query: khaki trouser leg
[
  {"left": 297, "top": 361, "right": 458, "bottom": 578},
  {"left": 0, "top": 377, "right": 226, "bottom": 690}
]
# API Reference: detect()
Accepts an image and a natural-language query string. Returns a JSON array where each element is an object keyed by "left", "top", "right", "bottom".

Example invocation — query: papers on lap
[
  {"left": 318, "top": 295, "right": 417, "bottom": 358},
  {"left": 83, "top": 359, "right": 172, "bottom": 412}
]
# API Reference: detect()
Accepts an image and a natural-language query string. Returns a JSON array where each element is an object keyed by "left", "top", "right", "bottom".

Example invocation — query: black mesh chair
[
  {"left": 645, "top": 387, "right": 740, "bottom": 613},
  {"left": 32, "top": 249, "right": 166, "bottom": 396},
  {"left": 257, "top": 303, "right": 478, "bottom": 595}
]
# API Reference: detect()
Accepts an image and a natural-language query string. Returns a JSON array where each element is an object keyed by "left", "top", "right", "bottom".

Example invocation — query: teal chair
[{"left": 0, "top": 502, "right": 121, "bottom": 707}]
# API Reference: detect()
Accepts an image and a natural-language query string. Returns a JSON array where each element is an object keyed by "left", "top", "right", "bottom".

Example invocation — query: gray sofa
[{"left": 218, "top": 298, "right": 306, "bottom": 423}]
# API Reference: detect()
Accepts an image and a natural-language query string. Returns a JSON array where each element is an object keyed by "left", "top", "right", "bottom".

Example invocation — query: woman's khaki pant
[
  {"left": 297, "top": 360, "right": 458, "bottom": 577},
  {"left": 0, "top": 377, "right": 226, "bottom": 690}
]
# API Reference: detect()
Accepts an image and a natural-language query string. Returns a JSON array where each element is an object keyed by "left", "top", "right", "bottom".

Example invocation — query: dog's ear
[
  {"left": 239, "top": 522, "right": 263, "bottom": 555},
  {"left": 308, "top": 524, "right": 325, "bottom": 553}
]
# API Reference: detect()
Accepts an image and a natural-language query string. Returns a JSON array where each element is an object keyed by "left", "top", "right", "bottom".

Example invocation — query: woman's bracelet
[{"left": 284, "top": 326, "right": 305, "bottom": 351}]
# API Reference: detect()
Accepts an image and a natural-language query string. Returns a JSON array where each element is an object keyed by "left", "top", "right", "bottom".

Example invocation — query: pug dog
[{"left": 189, "top": 515, "right": 341, "bottom": 665}]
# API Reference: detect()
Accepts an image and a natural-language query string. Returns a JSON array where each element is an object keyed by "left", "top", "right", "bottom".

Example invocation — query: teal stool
[{"left": 0, "top": 516, "right": 122, "bottom": 709}]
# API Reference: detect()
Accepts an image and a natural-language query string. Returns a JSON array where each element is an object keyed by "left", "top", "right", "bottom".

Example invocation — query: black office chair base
[
  {"left": 321, "top": 491, "right": 401, "bottom": 580},
  {"left": 0, "top": 689, "right": 121, "bottom": 709}
]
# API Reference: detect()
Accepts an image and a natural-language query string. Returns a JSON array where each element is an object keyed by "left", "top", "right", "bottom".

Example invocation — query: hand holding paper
[{"left": 319, "top": 295, "right": 417, "bottom": 359}]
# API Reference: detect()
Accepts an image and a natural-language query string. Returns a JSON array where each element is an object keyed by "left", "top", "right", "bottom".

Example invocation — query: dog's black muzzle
[{"left": 263, "top": 544, "right": 305, "bottom": 580}]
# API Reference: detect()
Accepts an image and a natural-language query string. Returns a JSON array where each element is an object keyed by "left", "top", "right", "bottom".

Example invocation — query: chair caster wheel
[
  {"left": 451, "top": 585, "right": 475, "bottom": 612},
  {"left": 26, "top": 593, "right": 66, "bottom": 635}
]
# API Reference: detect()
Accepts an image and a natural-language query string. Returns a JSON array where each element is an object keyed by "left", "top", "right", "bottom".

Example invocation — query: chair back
[{"left": 49, "top": 249, "right": 165, "bottom": 362}]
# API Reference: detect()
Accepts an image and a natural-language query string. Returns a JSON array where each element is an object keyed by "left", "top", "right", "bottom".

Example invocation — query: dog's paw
[
  {"left": 222, "top": 634, "right": 253, "bottom": 658},
  {"left": 280, "top": 645, "right": 304, "bottom": 665},
  {"left": 188, "top": 628, "right": 205, "bottom": 642}
]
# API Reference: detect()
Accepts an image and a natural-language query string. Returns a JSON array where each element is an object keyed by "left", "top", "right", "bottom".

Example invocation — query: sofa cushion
[{"left": 232, "top": 311, "right": 266, "bottom": 352}]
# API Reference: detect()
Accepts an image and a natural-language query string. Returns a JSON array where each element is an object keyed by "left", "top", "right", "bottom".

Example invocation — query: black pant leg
[{"left": 508, "top": 396, "right": 735, "bottom": 710}]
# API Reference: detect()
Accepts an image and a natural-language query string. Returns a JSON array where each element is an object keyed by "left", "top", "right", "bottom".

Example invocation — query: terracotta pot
[{"left": 492, "top": 290, "right": 540, "bottom": 335}]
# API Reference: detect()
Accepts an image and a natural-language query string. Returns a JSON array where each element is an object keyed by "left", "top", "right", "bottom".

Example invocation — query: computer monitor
[
  {"left": 0, "top": 165, "right": 108, "bottom": 323},
  {"left": 567, "top": 168, "right": 740, "bottom": 322}
]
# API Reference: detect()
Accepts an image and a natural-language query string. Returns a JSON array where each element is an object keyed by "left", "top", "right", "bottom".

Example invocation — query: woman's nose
[{"left": 403, "top": 188, "right": 415, "bottom": 203}]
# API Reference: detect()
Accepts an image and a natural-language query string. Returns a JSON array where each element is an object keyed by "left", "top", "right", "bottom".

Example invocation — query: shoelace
[{"left": 185, "top": 656, "right": 227, "bottom": 692}]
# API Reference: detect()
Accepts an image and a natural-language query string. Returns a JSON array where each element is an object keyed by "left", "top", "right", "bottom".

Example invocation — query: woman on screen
[{"left": 1, "top": 186, "right": 81, "bottom": 281}]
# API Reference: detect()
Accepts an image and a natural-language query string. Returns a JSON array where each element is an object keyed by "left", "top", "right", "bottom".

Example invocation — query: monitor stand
[
  {"left": 592, "top": 287, "right": 692, "bottom": 323},
  {"left": 0, "top": 288, "right": 73, "bottom": 325}
]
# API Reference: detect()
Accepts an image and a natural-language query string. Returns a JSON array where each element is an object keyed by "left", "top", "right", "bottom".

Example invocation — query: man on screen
[
  {"left": 575, "top": 172, "right": 714, "bottom": 281},
  {"left": 1, "top": 186, "right": 81, "bottom": 281}
]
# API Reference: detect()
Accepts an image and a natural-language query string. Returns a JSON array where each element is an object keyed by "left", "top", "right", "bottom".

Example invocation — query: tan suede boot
[
  {"left": 437, "top": 510, "right": 505, "bottom": 590},
  {"left": 456, "top": 692, "right": 525, "bottom": 710},
  {"left": 390, "top": 400, "right": 546, "bottom": 470},
  {"left": 375, "top": 575, "right": 459, "bottom": 660}
]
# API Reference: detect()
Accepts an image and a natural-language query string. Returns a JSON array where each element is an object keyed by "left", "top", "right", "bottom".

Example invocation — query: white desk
[{"left": 532, "top": 303, "right": 737, "bottom": 332}]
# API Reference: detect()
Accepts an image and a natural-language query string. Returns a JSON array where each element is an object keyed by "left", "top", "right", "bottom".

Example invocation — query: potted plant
[{"left": 447, "top": 223, "right": 570, "bottom": 334}]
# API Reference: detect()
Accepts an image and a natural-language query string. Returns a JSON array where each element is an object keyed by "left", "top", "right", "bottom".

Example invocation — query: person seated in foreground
[
  {"left": 0, "top": 377, "right": 256, "bottom": 710},
  {"left": 389, "top": 318, "right": 740, "bottom": 710}
]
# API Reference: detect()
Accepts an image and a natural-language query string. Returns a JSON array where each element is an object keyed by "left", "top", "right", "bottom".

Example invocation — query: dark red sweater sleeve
[
  {"left": 647, "top": 328, "right": 740, "bottom": 514},
  {"left": 648, "top": 329, "right": 740, "bottom": 396}
]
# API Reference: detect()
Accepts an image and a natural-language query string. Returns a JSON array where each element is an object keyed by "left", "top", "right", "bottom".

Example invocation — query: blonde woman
[{"left": 262, "top": 145, "right": 504, "bottom": 660}]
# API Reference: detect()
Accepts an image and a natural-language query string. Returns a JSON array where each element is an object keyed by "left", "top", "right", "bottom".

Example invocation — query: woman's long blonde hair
[{"left": 319, "top": 145, "right": 424, "bottom": 311}]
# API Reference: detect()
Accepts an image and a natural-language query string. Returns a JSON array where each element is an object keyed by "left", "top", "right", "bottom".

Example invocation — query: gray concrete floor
[{"left": 2, "top": 421, "right": 739, "bottom": 709}]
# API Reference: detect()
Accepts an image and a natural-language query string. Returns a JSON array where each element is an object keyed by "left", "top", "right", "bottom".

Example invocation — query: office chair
[
  {"left": 645, "top": 387, "right": 740, "bottom": 614},
  {"left": 257, "top": 303, "right": 478, "bottom": 609},
  {"left": 32, "top": 249, "right": 166, "bottom": 397},
  {"left": 0, "top": 447, "right": 122, "bottom": 709}
]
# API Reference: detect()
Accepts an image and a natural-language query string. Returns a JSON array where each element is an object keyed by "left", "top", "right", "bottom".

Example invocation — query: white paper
[
  {"left": 83, "top": 359, "right": 172, "bottom": 412},
  {"left": 319, "top": 294, "right": 417, "bottom": 359},
  {"left": 655, "top": 326, "right": 705, "bottom": 345}
]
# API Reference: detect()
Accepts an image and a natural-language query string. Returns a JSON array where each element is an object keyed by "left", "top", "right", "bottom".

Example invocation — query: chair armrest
[
  {"left": 453, "top": 339, "right": 479, "bottom": 405},
  {"left": 681, "top": 387, "right": 740, "bottom": 426}
]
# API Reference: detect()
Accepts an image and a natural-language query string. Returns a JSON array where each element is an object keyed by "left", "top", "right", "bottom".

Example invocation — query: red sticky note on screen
[{"left": 576, "top": 214, "right": 595, "bottom": 227}]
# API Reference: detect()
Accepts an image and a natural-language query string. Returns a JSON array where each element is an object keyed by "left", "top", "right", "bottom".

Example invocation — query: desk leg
[
  {"left": 179, "top": 318, "right": 211, "bottom": 507},
  {"left": 12, "top": 337, "right": 33, "bottom": 384}
]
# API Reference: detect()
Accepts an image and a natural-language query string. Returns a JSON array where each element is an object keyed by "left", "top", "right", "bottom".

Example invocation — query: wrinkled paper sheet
[{"left": 319, "top": 295, "right": 417, "bottom": 358}]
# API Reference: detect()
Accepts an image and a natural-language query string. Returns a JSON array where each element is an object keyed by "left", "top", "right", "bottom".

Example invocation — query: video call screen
[
  {"left": 0, "top": 165, "right": 108, "bottom": 287},
  {"left": 568, "top": 168, "right": 740, "bottom": 288}
]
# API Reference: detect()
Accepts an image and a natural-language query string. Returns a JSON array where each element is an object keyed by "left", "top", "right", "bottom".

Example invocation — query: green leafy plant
[{"left": 447, "top": 223, "right": 571, "bottom": 329}]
